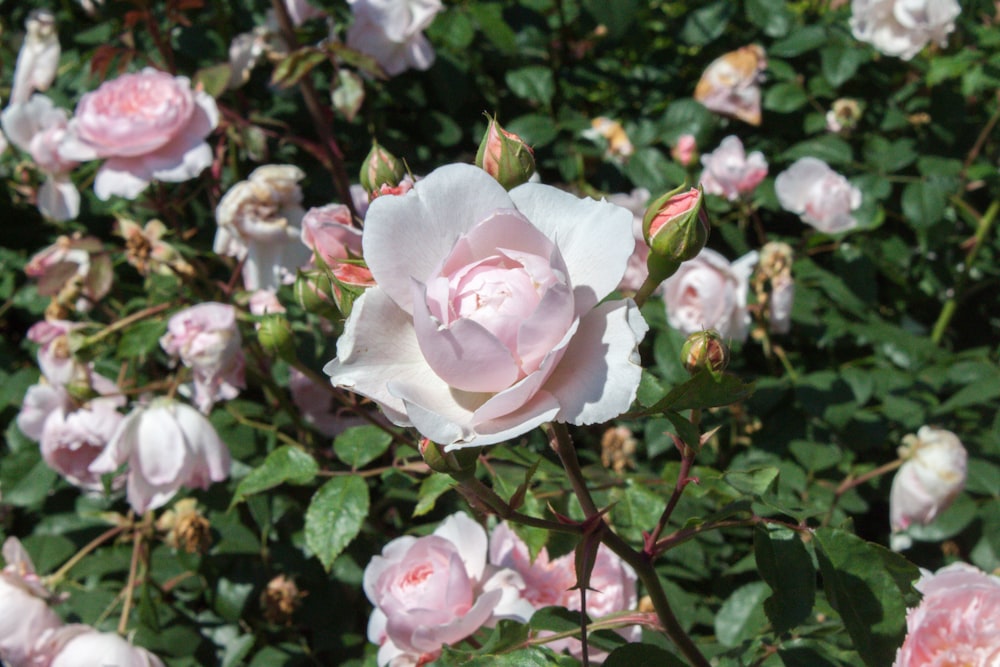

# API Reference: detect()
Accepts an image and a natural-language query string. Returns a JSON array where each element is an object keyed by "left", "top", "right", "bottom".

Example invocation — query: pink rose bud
[
  {"left": 681, "top": 329, "right": 730, "bottom": 375},
  {"left": 889, "top": 426, "right": 967, "bottom": 550},
  {"left": 475, "top": 115, "right": 535, "bottom": 190},
  {"left": 88, "top": 398, "right": 231, "bottom": 515},
  {"left": 671, "top": 133, "right": 697, "bottom": 166},
  {"left": 642, "top": 185, "right": 709, "bottom": 280},
  {"left": 359, "top": 141, "right": 405, "bottom": 196}
]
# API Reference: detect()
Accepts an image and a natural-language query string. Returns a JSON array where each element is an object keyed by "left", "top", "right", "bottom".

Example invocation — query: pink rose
[
  {"left": 606, "top": 188, "right": 652, "bottom": 294},
  {"left": 694, "top": 45, "right": 766, "bottom": 126},
  {"left": 40, "top": 397, "right": 124, "bottom": 492},
  {"left": 347, "top": 0, "right": 443, "bottom": 76},
  {"left": 160, "top": 303, "right": 245, "bottom": 413},
  {"left": 58, "top": 68, "right": 218, "bottom": 200},
  {"left": 0, "top": 538, "right": 63, "bottom": 666},
  {"left": 890, "top": 426, "right": 967, "bottom": 550},
  {"left": 851, "top": 0, "right": 961, "bottom": 61},
  {"left": 893, "top": 563, "right": 1000, "bottom": 666},
  {"left": 672, "top": 134, "right": 697, "bottom": 166},
  {"left": 661, "top": 248, "right": 755, "bottom": 341},
  {"left": 698, "top": 135, "right": 768, "bottom": 201},
  {"left": 33, "top": 625, "right": 164, "bottom": 667},
  {"left": 325, "top": 164, "right": 647, "bottom": 449},
  {"left": 10, "top": 10, "right": 60, "bottom": 105},
  {"left": 89, "top": 398, "right": 231, "bottom": 514},
  {"left": 775, "top": 157, "right": 861, "bottom": 233},
  {"left": 489, "top": 523, "right": 639, "bottom": 662},
  {"left": 1, "top": 95, "right": 80, "bottom": 220},
  {"left": 300, "top": 204, "right": 376, "bottom": 286},
  {"left": 364, "top": 513, "right": 529, "bottom": 666}
]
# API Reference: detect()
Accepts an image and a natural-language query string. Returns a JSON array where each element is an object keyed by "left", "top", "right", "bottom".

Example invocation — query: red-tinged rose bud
[
  {"left": 359, "top": 140, "right": 404, "bottom": 196},
  {"left": 258, "top": 313, "right": 296, "bottom": 361},
  {"left": 475, "top": 115, "right": 535, "bottom": 190},
  {"left": 642, "top": 184, "right": 709, "bottom": 281},
  {"left": 681, "top": 329, "right": 730, "bottom": 375},
  {"left": 419, "top": 437, "right": 480, "bottom": 479}
]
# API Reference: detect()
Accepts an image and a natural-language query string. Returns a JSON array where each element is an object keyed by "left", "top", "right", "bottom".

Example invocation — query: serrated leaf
[
  {"left": 646, "top": 370, "right": 755, "bottom": 413},
  {"left": 232, "top": 445, "right": 318, "bottom": 504},
  {"left": 505, "top": 66, "right": 554, "bottom": 106},
  {"left": 333, "top": 425, "right": 393, "bottom": 469},
  {"left": 413, "top": 473, "right": 456, "bottom": 517},
  {"left": 813, "top": 528, "right": 919, "bottom": 667},
  {"left": 714, "top": 581, "right": 770, "bottom": 647},
  {"left": 754, "top": 525, "right": 815, "bottom": 633},
  {"left": 305, "top": 476, "right": 369, "bottom": 570},
  {"left": 724, "top": 466, "right": 779, "bottom": 496},
  {"left": 271, "top": 47, "right": 327, "bottom": 88}
]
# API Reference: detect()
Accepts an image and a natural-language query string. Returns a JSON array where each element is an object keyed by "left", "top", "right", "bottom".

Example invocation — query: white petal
[{"left": 94, "top": 159, "right": 152, "bottom": 200}]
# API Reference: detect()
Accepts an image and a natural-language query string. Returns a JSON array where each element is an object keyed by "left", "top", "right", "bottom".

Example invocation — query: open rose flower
[
  {"left": 32, "top": 625, "right": 165, "bottom": 667},
  {"left": 39, "top": 397, "right": 124, "bottom": 492},
  {"left": 10, "top": 10, "right": 60, "bottom": 105},
  {"left": 661, "top": 248, "right": 756, "bottom": 342},
  {"left": 694, "top": 45, "right": 767, "bottom": 126},
  {"left": 347, "top": 0, "right": 443, "bottom": 77},
  {"left": 325, "top": 164, "right": 647, "bottom": 449},
  {"left": 698, "top": 135, "right": 768, "bottom": 201},
  {"left": 489, "top": 523, "right": 639, "bottom": 663},
  {"left": 1, "top": 94, "right": 80, "bottom": 221},
  {"left": 606, "top": 188, "right": 652, "bottom": 294},
  {"left": 160, "top": 303, "right": 245, "bottom": 413},
  {"left": 0, "top": 538, "right": 63, "bottom": 666},
  {"left": 890, "top": 426, "right": 967, "bottom": 550},
  {"left": 775, "top": 157, "right": 862, "bottom": 234},
  {"left": 89, "top": 398, "right": 231, "bottom": 514},
  {"left": 893, "top": 563, "right": 1000, "bottom": 666},
  {"left": 58, "top": 68, "right": 219, "bottom": 200},
  {"left": 851, "top": 0, "right": 961, "bottom": 61},
  {"left": 364, "top": 512, "right": 530, "bottom": 666}
]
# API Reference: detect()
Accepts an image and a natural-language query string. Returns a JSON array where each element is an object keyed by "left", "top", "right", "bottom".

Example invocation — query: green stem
[
  {"left": 458, "top": 476, "right": 583, "bottom": 535},
  {"left": 546, "top": 422, "right": 598, "bottom": 517},
  {"left": 821, "top": 458, "right": 904, "bottom": 527},
  {"left": 44, "top": 524, "right": 128, "bottom": 588},
  {"left": 931, "top": 200, "right": 998, "bottom": 345}
]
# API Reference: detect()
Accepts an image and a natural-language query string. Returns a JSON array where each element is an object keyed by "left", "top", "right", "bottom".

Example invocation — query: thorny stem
[
  {"left": 269, "top": 0, "right": 359, "bottom": 222},
  {"left": 118, "top": 526, "right": 145, "bottom": 636},
  {"left": 546, "top": 422, "right": 599, "bottom": 518},
  {"left": 822, "top": 458, "right": 904, "bottom": 527},
  {"left": 930, "top": 200, "right": 998, "bottom": 345},
  {"left": 645, "top": 440, "right": 697, "bottom": 557},
  {"left": 457, "top": 476, "right": 583, "bottom": 535}
]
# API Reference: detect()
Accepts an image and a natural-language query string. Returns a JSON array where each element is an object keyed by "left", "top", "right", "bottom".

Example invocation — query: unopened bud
[
  {"left": 682, "top": 330, "right": 729, "bottom": 375},
  {"left": 258, "top": 313, "right": 296, "bottom": 361},
  {"left": 419, "top": 438, "right": 480, "bottom": 479},
  {"left": 294, "top": 270, "right": 340, "bottom": 320},
  {"left": 359, "top": 140, "right": 404, "bottom": 196},
  {"left": 642, "top": 185, "right": 709, "bottom": 282},
  {"left": 475, "top": 115, "right": 535, "bottom": 190}
]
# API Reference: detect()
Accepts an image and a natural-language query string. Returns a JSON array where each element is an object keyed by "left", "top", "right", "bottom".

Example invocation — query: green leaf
[
  {"left": 646, "top": 370, "right": 755, "bottom": 413},
  {"left": 232, "top": 445, "right": 318, "bottom": 504},
  {"left": 754, "top": 525, "right": 815, "bottom": 633},
  {"left": 333, "top": 425, "right": 393, "bottom": 469},
  {"left": 764, "top": 82, "right": 808, "bottom": 113},
  {"left": 505, "top": 66, "right": 555, "bottom": 107},
  {"left": 305, "top": 476, "right": 370, "bottom": 570},
  {"left": 507, "top": 113, "right": 559, "bottom": 148},
  {"left": 193, "top": 63, "right": 232, "bottom": 98},
  {"left": 782, "top": 136, "right": 853, "bottom": 165},
  {"left": 813, "top": 528, "right": 919, "bottom": 667},
  {"left": 413, "top": 473, "right": 457, "bottom": 517},
  {"left": 582, "top": 0, "right": 641, "bottom": 40},
  {"left": 0, "top": 447, "right": 59, "bottom": 507},
  {"left": 624, "top": 147, "right": 681, "bottom": 192},
  {"left": 820, "top": 44, "right": 868, "bottom": 87},
  {"left": 475, "top": 619, "right": 530, "bottom": 655},
  {"left": 270, "top": 47, "right": 327, "bottom": 88},
  {"left": 724, "top": 467, "right": 779, "bottom": 496},
  {"left": 331, "top": 69, "right": 365, "bottom": 123},
  {"left": 714, "top": 581, "right": 770, "bottom": 647},
  {"left": 770, "top": 26, "right": 827, "bottom": 57},
  {"left": 116, "top": 319, "right": 167, "bottom": 359},
  {"left": 467, "top": 3, "right": 518, "bottom": 54},
  {"left": 745, "top": 0, "right": 792, "bottom": 37},
  {"left": 605, "top": 643, "right": 687, "bottom": 666},
  {"left": 901, "top": 179, "right": 951, "bottom": 229},
  {"left": 680, "top": 1, "right": 735, "bottom": 45}
]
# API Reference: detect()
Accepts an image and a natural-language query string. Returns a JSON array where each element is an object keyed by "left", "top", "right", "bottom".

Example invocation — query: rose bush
[
  {"left": 57, "top": 68, "right": 218, "bottom": 200},
  {"left": 326, "top": 163, "right": 647, "bottom": 448},
  {"left": 698, "top": 135, "right": 767, "bottom": 202},
  {"left": 775, "top": 157, "right": 862, "bottom": 234},
  {"left": 660, "top": 248, "right": 755, "bottom": 341}
]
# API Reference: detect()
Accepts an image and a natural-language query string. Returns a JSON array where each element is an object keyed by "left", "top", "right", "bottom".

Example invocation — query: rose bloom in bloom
[
  {"left": 89, "top": 398, "right": 231, "bottom": 514},
  {"left": 775, "top": 157, "right": 862, "bottom": 234},
  {"left": 893, "top": 562, "right": 1000, "bottom": 666},
  {"left": 326, "top": 164, "right": 647, "bottom": 449},
  {"left": 347, "top": 0, "right": 443, "bottom": 77},
  {"left": 698, "top": 135, "right": 768, "bottom": 202},
  {"left": 661, "top": 248, "right": 755, "bottom": 342},
  {"left": 889, "top": 425, "right": 967, "bottom": 551},
  {"left": 58, "top": 68, "right": 219, "bottom": 200},
  {"left": 489, "top": 523, "right": 639, "bottom": 663},
  {"left": 851, "top": 0, "right": 961, "bottom": 61},
  {"left": 605, "top": 188, "right": 652, "bottom": 294},
  {"left": 0, "top": 538, "right": 63, "bottom": 666},
  {"left": 1, "top": 94, "right": 80, "bottom": 221},
  {"left": 214, "top": 165, "right": 312, "bottom": 291},
  {"left": 694, "top": 45, "right": 767, "bottom": 126},
  {"left": 33, "top": 625, "right": 164, "bottom": 667},
  {"left": 39, "top": 397, "right": 124, "bottom": 492},
  {"left": 364, "top": 513, "right": 530, "bottom": 666},
  {"left": 160, "top": 303, "right": 245, "bottom": 414}
]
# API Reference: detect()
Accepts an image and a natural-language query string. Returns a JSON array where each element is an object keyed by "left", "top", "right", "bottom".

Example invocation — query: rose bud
[
  {"left": 418, "top": 438, "right": 480, "bottom": 479},
  {"left": 359, "top": 141, "right": 405, "bottom": 196},
  {"left": 294, "top": 270, "right": 340, "bottom": 320},
  {"left": 889, "top": 426, "right": 968, "bottom": 551},
  {"left": 681, "top": 330, "right": 730, "bottom": 375},
  {"left": 475, "top": 115, "right": 535, "bottom": 190},
  {"left": 642, "top": 184, "right": 709, "bottom": 281},
  {"left": 257, "top": 313, "right": 297, "bottom": 362},
  {"left": 671, "top": 133, "right": 697, "bottom": 167}
]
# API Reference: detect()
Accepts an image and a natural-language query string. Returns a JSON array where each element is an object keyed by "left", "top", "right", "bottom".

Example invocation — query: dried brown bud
[
  {"left": 600, "top": 426, "right": 637, "bottom": 474},
  {"left": 261, "top": 574, "right": 307, "bottom": 625},
  {"left": 156, "top": 499, "right": 212, "bottom": 554}
]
